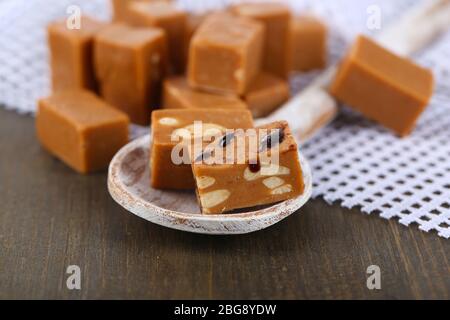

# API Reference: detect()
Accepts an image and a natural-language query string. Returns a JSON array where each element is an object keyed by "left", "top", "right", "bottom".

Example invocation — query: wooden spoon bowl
[{"left": 108, "top": 134, "right": 313, "bottom": 235}]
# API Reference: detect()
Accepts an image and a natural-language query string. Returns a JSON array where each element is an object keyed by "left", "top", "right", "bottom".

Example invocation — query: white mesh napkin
[{"left": 0, "top": 0, "right": 449, "bottom": 238}]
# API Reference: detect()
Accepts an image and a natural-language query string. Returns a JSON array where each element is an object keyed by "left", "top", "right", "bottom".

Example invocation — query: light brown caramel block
[
  {"left": 231, "top": 2, "right": 292, "bottom": 78},
  {"left": 151, "top": 109, "right": 254, "bottom": 190},
  {"left": 111, "top": 0, "right": 130, "bottom": 21},
  {"left": 94, "top": 24, "right": 167, "bottom": 125},
  {"left": 127, "top": 1, "right": 187, "bottom": 74},
  {"left": 290, "top": 15, "right": 327, "bottom": 72},
  {"left": 244, "top": 73, "right": 290, "bottom": 118},
  {"left": 48, "top": 16, "right": 105, "bottom": 92},
  {"left": 183, "top": 12, "right": 208, "bottom": 69},
  {"left": 330, "top": 35, "right": 434, "bottom": 136},
  {"left": 36, "top": 90, "right": 129, "bottom": 174},
  {"left": 163, "top": 77, "right": 247, "bottom": 110},
  {"left": 112, "top": 0, "right": 172, "bottom": 21},
  {"left": 192, "top": 121, "right": 304, "bottom": 214},
  {"left": 187, "top": 13, "right": 265, "bottom": 96},
  {"left": 112, "top": 0, "right": 145, "bottom": 21}
]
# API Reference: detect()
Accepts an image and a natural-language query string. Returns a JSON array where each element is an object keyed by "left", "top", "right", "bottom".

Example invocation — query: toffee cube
[
  {"left": 187, "top": 13, "right": 265, "bottom": 96},
  {"left": 47, "top": 16, "right": 105, "bottom": 92},
  {"left": 150, "top": 109, "right": 254, "bottom": 190},
  {"left": 94, "top": 23, "right": 167, "bottom": 125},
  {"left": 183, "top": 12, "right": 208, "bottom": 69},
  {"left": 290, "top": 15, "right": 327, "bottom": 72},
  {"left": 163, "top": 77, "right": 247, "bottom": 110},
  {"left": 127, "top": 1, "right": 187, "bottom": 74},
  {"left": 111, "top": 0, "right": 169, "bottom": 22},
  {"left": 331, "top": 35, "right": 434, "bottom": 136},
  {"left": 231, "top": 2, "right": 292, "bottom": 78},
  {"left": 36, "top": 90, "right": 129, "bottom": 174},
  {"left": 244, "top": 73, "right": 290, "bottom": 118}
]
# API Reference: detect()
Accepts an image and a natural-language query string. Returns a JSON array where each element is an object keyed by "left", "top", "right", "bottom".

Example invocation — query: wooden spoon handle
[{"left": 378, "top": 0, "right": 450, "bottom": 55}]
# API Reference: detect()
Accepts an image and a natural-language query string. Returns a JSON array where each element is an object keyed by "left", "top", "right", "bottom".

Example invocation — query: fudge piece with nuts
[
  {"left": 150, "top": 109, "right": 254, "bottom": 190},
  {"left": 192, "top": 121, "right": 304, "bottom": 214},
  {"left": 163, "top": 77, "right": 248, "bottom": 110},
  {"left": 94, "top": 24, "right": 167, "bottom": 125},
  {"left": 187, "top": 13, "right": 265, "bottom": 95}
]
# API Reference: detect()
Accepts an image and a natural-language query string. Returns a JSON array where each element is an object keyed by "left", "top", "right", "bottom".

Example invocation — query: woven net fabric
[{"left": 0, "top": 0, "right": 449, "bottom": 238}]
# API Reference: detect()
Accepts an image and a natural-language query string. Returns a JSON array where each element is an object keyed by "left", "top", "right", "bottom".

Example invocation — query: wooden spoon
[{"left": 108, "top": 134, "right": 313, "bottom": 234}]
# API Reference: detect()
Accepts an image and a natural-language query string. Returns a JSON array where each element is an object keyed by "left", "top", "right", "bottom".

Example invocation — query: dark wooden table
[{"left": 0, "top": 108, "right": 448, "bottom": 300}]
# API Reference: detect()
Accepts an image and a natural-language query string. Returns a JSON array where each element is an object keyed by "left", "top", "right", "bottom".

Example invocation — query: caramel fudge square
[
  {"left": 331, "top": 35, "right": 434, "bottom": 136},
  {"left": 183, "top": 12, "right": 208, "bottom": 69},
  {"left": 290, "top": 15, "right": 328, "bottom": 72},
  {"left": 231, "top": 2, "right": 292, "bottom": 78},
  {"left": 94, "top": 23, "right": 167, "bottom": 125},
  {"left": 188, "top": 13, "right": 265, "bottom": 95},
  {"left": 111, "top": 0, "right": 163, "bottom": 22},
  {"left": 127, "top": 1, "right": 188, "bottom": 74},
  {"left": 163, "top": 77, "right": 248, "bottom": 110},
  {"left": 150, "top": 109, "right": 254, "bottom": 190},
  {"left": 48, "top": 16, "right": 105, "bottom": 92},
  {"left": 192, "top": 121, "right": 304, "bottom": 214},
  {"left": 36, "top": 90, "right": 129, "bottom": 174},
  {"left": 244, "top": 73, "right": 290, "bottom": 118}
]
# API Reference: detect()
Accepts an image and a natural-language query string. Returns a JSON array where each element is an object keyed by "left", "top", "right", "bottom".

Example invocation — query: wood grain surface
[{"left": 0, "top": 108, "right": 448, "bottom": 300}]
